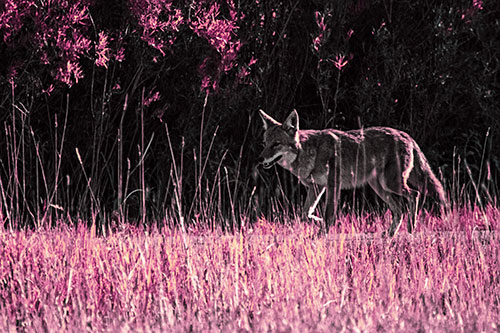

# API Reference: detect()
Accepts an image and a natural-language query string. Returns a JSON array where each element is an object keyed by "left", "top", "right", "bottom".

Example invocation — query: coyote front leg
[{"left": 303, "top": 185, "right": 325, "bottom": 223}]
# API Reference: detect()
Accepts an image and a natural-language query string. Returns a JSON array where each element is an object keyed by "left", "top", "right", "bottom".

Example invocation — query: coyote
[{"left": 258, "top": 109, "right": 448, "bottom": 236}]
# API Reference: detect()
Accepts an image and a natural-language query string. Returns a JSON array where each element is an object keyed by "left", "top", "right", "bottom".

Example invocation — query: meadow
[
  {"left": 1, "top": 207, "right": 499, "bottom": 332},
  {"left": 1, "top": 1, "right": 499, "bottom": 331}
]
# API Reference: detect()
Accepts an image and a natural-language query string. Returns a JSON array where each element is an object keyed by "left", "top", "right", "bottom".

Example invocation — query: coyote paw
[
  {"left": 308, "top": 214, "right": 323, "bottom": 222},
  {"left": 301, "top": 211, "right": 323, "bottom": 223},
  {"left": 304, "top": 206, "right": 321, "bottom": 220}
]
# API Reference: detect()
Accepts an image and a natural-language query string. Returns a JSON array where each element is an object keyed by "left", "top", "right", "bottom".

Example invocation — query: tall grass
[
  {"left": 1, "top": 73, "right": 498, "bottom": 231},
  {"left": 1, "top": 76, "right": 499, "bottom": 332},
  {"left": 0, "top": 82, "right": 254, "bottom": 233},
  {"left": 0, "top": 211, "right": 499, "bottom": 331}
]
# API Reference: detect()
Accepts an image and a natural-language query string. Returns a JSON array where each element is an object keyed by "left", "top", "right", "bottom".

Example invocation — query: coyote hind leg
[
  {"left": 368, "top": 176, "right": 418, "bottom": 237},
  {"left": 324, "top": 184, "right": 340, "bottom": 234}
]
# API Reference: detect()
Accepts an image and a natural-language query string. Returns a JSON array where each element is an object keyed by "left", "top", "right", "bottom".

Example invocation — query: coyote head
[{"left": 258, "top": 109, "right": 300, "bottom": 169}]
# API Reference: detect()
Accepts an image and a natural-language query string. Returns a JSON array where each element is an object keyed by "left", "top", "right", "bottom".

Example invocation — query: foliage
[
  {"left": 0, "top": 208, "right": 499, "bottom": 331},
  {"left": 0, "top": 0, "right": 499, "bottom": 227},
  {"left": 1, "top": 2, "right": 499, "bottom": 330}
]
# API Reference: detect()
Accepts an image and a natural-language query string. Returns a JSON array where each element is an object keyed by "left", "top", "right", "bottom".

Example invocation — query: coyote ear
[
  {"left": 259, "top": 109, "right": 281, "bottom": 130},
  {"left": 283, "top": 109, "right": 299, "bottom": 133}
]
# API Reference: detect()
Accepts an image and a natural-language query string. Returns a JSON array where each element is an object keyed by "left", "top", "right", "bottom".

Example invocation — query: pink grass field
[{"left": 1, "top": 207, "right": 500, "bottom": 332}]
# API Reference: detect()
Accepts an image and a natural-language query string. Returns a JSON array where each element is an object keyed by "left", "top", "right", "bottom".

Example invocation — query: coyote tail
[{"left": 415, "top": 148, "right": 449, "bottom": 214}]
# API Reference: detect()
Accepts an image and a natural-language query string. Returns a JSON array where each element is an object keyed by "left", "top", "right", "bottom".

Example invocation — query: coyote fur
[{"left": 258, "top": 109, "right": 448, "bottom": 236}]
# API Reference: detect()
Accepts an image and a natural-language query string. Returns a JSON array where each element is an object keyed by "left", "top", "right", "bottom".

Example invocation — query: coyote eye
[{"left": 271, "top": 143, "right": 280, "bottom": 149}]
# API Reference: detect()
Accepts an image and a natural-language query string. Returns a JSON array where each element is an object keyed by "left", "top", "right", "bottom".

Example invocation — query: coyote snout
[
  {"left": 258, "top": 109, "right": 449, "bottom": 236},
  {"left": 258, "top": 152, "right": 282, "bottom": 169}
]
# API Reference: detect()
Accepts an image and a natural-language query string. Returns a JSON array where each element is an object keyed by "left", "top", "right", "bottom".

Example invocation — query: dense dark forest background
[{"left": 1, "top": 0, "right": 499, "bottom": 229}]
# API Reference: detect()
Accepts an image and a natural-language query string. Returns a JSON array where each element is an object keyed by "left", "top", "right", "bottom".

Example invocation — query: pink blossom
[
  {"left": 68, "top": 4, "right": 89, "bottom": 25},
  {"left": 248, "top": 57, "right": 258, "bottom": 66},
  {"left": 200, "top": 76, "right": 217, "bottom": 92},
  {"left": 42, "top": 84, "right": 55, "bottom": 96},
  {"left": 0, "top": 0, "right": 21, "bottom": 43},
  {"left": 331, "top": 54, "right": 349, "bottom": 71},
  {"left": 167, "top": 8, "right": 183, "bottom": 31},
  {"left": 312, "top": 11, "right": 329, "bottom": 53},
  {"left": 56, "top": 61, "right": 84, "bottom": 87},
  {"left": 40, "top": 52, "right": 50, "bottom": 65},
  {"left": 315, "top": 11, "right": 326, "bottom": 32},
  {"left": 237, "top": 67, "right": 250, "bottom": 79},
  {"left": 115, "top": 47, "right": 125, "bottom": 62},
  {"left": 473, "top": 0, "right": 483, "bottom": 10},
  {"left": 460, "top": 1, "right": 483, "bottom": 22},
  {"left": 190, "top": 1, "right": 242, "bottom": 92},
  {"left": 191, "top": 3, "right": 237, "bottom": 54},
  {"left": 0, "top": 0, "right": 95, "bottom": 88},
  {"left": 144, "top": 90, "right": 161, "bottom": 106},
  {"left": 95, "top": 31, "right": 110, "bottom": 68},
  {"left": 236, "top": 56, "right": 258, "bottom": 82},
  {"left": 201, "top": 76, "right": 211, "bottom": 91},
  {"left": 227, "top": 0, "right": 238, "bottom": 21},
  {"left": 129, "top": 0, "right": 183, "bottom": 55},
  {"left": 313, "top": 35, "right": 323, "bottom": 52}
]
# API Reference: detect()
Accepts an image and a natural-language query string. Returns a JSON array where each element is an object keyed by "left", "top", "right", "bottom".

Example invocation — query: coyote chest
[
  {"left": 282, "top": 129, "right": 384, "bottom": 190},
  {"left": 283, "top": 132, "right": 332, "bottom": 187}
]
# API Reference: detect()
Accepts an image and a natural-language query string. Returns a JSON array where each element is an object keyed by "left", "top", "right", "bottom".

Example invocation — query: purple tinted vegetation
[
  {"left": 1, "top": 0, "right": 92, "bottom": 87},
  {"left": 0, "top": 0, "right": 247, "bottom": 92},
  {"left": 0, "top": 0, "right": 499, "bottom": 330},
  {"left": 128, "top": 0, "right": 182, "bottom": 55},
  {"left": 191, "top": 1, "right": 241, "bottom": 91},
  {"left": 0, "top": 210, "right": 499, "bottom": 331}
]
